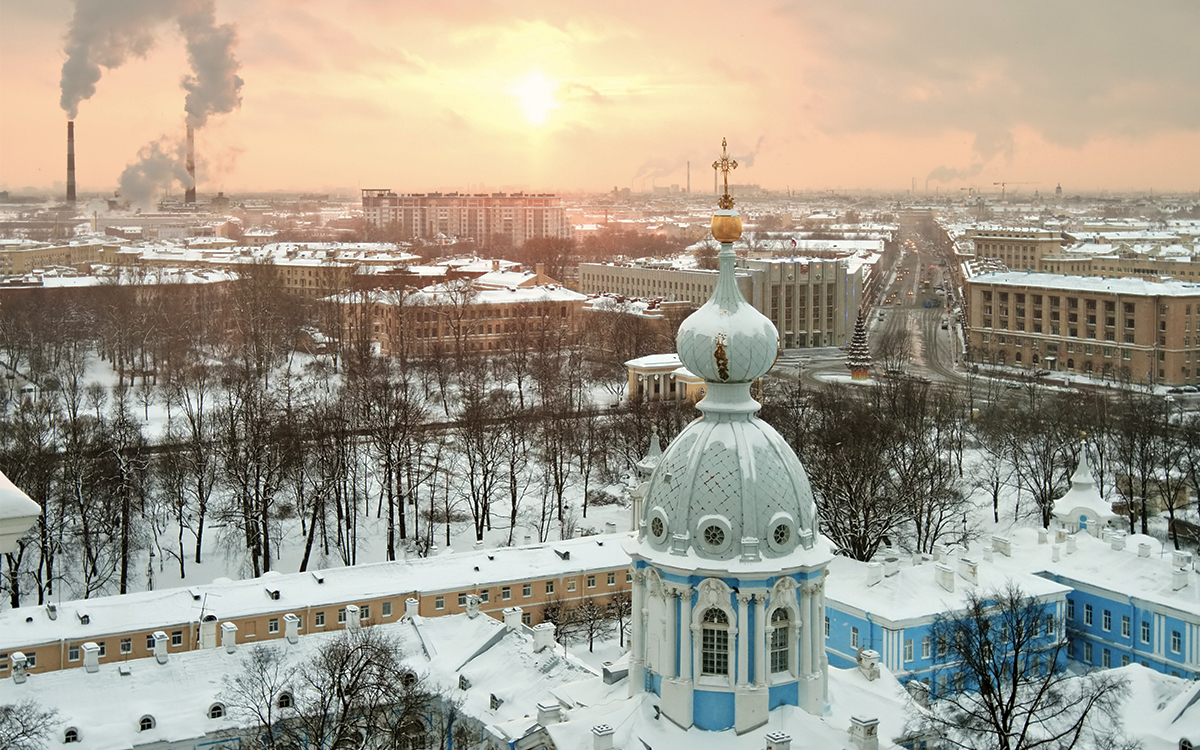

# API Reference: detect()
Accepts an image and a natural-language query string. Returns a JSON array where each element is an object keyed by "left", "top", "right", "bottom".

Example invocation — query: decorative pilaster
[
  {"left": 753, "top": 593, "right": 767, "bottom": 686},
  {"left": 678, "top": 586, "right": 693, "bottom": 681},
  {"left": 737, "top": 593, "right": 751, "bottom": 686}
]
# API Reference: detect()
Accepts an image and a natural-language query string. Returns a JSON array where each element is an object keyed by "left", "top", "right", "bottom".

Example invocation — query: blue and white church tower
[{"left": 624, "top": 139, "right": 834, "bottom": 734}]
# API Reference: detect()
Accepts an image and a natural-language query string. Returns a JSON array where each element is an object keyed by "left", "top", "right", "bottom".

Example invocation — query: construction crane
[{"left": 993, "top": 181, "right": 1035, "bottom": 201}]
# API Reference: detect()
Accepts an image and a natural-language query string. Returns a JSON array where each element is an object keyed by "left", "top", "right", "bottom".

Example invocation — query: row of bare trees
[{"left": 761, "top": 369, "right": 1200, "bottom": 561}]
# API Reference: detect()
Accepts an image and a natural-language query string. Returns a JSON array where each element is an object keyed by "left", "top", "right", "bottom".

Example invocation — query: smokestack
[
  {"left": 185, "top": 124, "right": 196, "bottom": 204},
  {"left": 66, "top": 121, "right": 77, "bottom": 204}
]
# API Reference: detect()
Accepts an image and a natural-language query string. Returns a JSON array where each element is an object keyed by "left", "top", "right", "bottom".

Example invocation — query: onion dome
[{"left": 629, "top": 149, "right": 824, "bottom": 566}]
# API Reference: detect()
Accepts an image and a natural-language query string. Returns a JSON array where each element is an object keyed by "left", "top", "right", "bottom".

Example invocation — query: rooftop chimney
[
  {"left": 221, "top": 622, "right": 238, "bottom": 653},
  {"left": 935, "top": 562, "right": 955, "bottom": 592},
  {"left": 284, "top": 613, "right": 300, "bottom": 644},
  {"left": 345, "top": 604, "right": 361, "bottom": 630},
  {"left": 592, "top": 724, "right": 615, "bottom": 750},
  {"left": 11, "top": 652, "right": 27, "bottom": 684},
  {"left": 199, "top": 615, "right": 218, "bottom": 649},
  {"left": 81, "top": 642, "right": 100, "bottom": 673},
  {"left": 866, "top": 562, "right": 883, "bottom": 586},
  {"left": 765, "top": 731, "right": 793, "bottom": 750},
  {"left": 66, "top": 121, "right": 76, "bottom": 205},
  {"left": 404, "top": 597, "right": 419, "bottom": 621},
  {"left": 1174, "top": 568, "right": 1189, "bottom": 591},
  {"left": 533, "top": 622, "right": 556, "bottom": 652},
  {"left": 152, "top": 631, "right": 168, "bottom": 664},
  {"left": 503, "top": 606, "right": 523, "bottom": 631},
  {"left": 849, "top": 715, "right": 881, "bottom": 750},
  {"left": 537, "top": 700, "right": 562, "bottom": 726},
  {"left": 1138, "top": 543, "right": 1152, "bottom": 558},
  {"left": 185, "top": 124, "right": 196, "bottom": 204},
  {"left": 465, "top": 594, "right": 482, "bottom": 619}
]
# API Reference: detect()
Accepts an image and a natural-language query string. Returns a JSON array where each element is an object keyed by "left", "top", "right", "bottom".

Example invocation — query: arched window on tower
[
  {"left": 770, "top": 609, "right": 791, "bottom": 673},
  {"left": 701, "top": 608, "right": 730, "bottom": 676}
]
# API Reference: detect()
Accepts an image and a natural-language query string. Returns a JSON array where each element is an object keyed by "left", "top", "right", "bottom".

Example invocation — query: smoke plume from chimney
[{"left": 67, "top": 121, "right": 77, "bottom": 204}]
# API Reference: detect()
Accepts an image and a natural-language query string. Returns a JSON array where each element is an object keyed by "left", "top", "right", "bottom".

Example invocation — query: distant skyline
[{"left": 3, "top": 1, "right": 1199, "bottom": 198}]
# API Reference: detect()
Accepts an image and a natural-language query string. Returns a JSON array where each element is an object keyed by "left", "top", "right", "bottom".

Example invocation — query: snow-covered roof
[
  {"left": 970, "top": 271, "right": 1200, "bottom": 296},
  {"left": 0, "top": 612, "right": 595, "bottom": 750},
  {"left": 537, "top": 664, "right": 916, "bottom": 750},
  {"left": 826, "top": 553, "right": 1070, "bottom": 624},
  {"left": 0, "top": 534, "right": 629, "bottom": 654}
]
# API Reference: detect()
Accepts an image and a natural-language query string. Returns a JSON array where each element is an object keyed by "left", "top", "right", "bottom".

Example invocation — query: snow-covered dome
[
  {"left": 633, "top": 211, "right": 818, "bottom": 564},
  {"left": 0, "top": 469, "right": 40, "bottom": 555}
]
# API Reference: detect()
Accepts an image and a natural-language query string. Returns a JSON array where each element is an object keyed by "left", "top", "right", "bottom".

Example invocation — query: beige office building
[
  {"left": 579, "top": 257, "right": 861, "bottom": 348},
  {"left": 965, "top": 271, "right": 1200, "bottom": 386},
  {"left": 968, "top": 227, "right": 1066, "bottom": 272}
]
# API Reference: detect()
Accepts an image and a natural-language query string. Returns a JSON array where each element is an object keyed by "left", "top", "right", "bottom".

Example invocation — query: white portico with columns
[{"left": 624, "top": 146, "right": 834, "bottom": 735}]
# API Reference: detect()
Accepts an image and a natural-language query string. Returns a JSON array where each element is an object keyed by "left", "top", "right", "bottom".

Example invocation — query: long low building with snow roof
[{"left": 0, "top": 533, "right": 631, "bottom": 679}]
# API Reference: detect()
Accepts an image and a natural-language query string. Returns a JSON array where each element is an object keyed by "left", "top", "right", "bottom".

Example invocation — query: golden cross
[{"left": 712, "top": 137, "right": 738, "bottom": 210}]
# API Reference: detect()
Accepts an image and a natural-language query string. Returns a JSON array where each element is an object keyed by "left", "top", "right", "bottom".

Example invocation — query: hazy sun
[{"left": 511, "top": 72, "right": 558, "bottom": 125}]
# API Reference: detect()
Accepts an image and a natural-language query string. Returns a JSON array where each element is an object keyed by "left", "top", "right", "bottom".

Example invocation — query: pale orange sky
[{"left": 3, "top": 0, "right": 1199, "bottom": 198}]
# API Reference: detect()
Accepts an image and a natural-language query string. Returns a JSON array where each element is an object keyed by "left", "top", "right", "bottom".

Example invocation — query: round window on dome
[
  {"left": 773, "top": 524, "right": 791, "bottom": 546},
  {"left": 647, "top": 508, "right": 670, "bottom": 546},
  {"left": 765, "top": 512, "right": 796, "bottom": 554},
  {"left": 703, "top": 524, "right": 725, "bottom": 548},
  {"left": 695, "top": 515, "right": 733, "bottom": 555}
]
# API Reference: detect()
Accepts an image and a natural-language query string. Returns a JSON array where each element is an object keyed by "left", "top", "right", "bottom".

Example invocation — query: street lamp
[{"left": 0, "top": 470, "right": 39, "bottom": 555}]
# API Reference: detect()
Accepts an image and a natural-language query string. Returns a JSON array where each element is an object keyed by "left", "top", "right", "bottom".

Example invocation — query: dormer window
[{"left": 139, "top": 715, "right": 155, "bottom": 731}]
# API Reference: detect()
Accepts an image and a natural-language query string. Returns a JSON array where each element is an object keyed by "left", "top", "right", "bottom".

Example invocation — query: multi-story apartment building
[
  {"left": 964, "top": 271, "right": 1200, "bottom": 386},
  {"left": 361, "top": 190, "right": 572, "bottom": 246},
  {"left": 967, "top": 226, "right": 1067, "bottom": 271},
  {"left": 579, "top": 257, "right": 862, "bottom": 348},
  {"left": 0, "top": 238, "right": 117, "bottom": 276}
]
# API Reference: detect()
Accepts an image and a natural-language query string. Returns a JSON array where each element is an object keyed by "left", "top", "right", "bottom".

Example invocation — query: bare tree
[
  {"left": 914, "top": 583, "right": 1134, "bottom": 750},
  {"left": 0, "top": 699, "right": 58, "bottom": 750},
  {"left": 608, "top": 590, "right": 632, "bottom": 648},
  {"left": 224, "top": 643, "right": 296, "bottom": 750}
]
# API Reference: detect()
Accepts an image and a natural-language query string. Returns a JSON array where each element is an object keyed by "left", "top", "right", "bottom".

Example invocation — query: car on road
[
  {"left": 1184, "top": 386, "right": 1199, "bottom": 394},
  {"left": 1034, "top": 369, "right": 1051, "bottom": 377}
]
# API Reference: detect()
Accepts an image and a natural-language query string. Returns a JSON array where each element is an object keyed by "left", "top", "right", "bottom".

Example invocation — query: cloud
[{"left": 780, "top": 0, "right": 1200, "bottom": 164}]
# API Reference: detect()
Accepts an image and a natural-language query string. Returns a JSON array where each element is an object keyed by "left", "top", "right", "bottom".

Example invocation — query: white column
[
  {"left": 678, "top": 586, "right": 693, "bottom": 680},
  {"left": 737, "top": 593, "right": 750, "bottom": 686},
  {"left": 754, "top": 593, "right": 767, "bottom": 685},
  {"left": 811, "top": 581, "right": 825, "bottom": 675},
  {"left": 630, "top": 570, "right": 645, "bottom": 694}
]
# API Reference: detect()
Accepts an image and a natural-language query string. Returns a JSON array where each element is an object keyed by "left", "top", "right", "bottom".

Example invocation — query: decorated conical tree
[{"left": 846, "top": 311, "right": 871, "bottom": 380}]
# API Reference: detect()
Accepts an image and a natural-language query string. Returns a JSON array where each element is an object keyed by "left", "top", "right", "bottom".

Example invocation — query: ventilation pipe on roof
[{"left": 592, "top": 724, "right": 615, "bottom": 750}]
